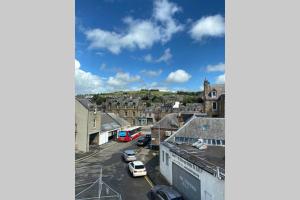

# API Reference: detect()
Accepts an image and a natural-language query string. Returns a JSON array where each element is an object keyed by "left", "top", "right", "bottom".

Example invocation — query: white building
[{"left": 160, "top": 117, "right": 225, "bottom": 200}]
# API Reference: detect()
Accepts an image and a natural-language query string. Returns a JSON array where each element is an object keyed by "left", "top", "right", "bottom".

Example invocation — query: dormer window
[{"left": 211, "top": 90, "right": 217, "bottom": 98}]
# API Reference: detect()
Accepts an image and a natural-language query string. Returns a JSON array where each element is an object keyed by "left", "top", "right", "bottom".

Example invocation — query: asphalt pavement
[{"left": 75, "top": 140, "right": 153, "bottom": 200}]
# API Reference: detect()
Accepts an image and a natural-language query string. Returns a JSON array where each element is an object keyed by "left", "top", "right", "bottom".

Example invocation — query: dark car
[
  {"left": 136, "top": 135, "right": 151, "bottom": 146},
  {"left": 150, "top": 185, "right": 183, "bottom": 200}
]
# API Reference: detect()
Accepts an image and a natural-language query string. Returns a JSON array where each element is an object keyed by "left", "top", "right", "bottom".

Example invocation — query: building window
[
  {"left": 212, "top": 102, "right": 217, "bottom": 111},
  {"left": 166, "top": 153, "right": 169, "bottom": 166},
  {"left": 222, "top": 140, "right": 225, "bottom": 145},
  {"left": 133, "top": 111, "right": 135, "bottom": 117},
  {"left": 212, "top": 139, "right": 216, "bottom": 145},
  {"left": 217, "top": 140, "right": 221, "bottom": 145},
  {"left": 211, "top": 91, "right": 217, "bottom": 98},
  {"left": 125, "top": 111, "right": 128, "bottom": 116},
  {"left": 162, "top": 151, "right": 165, "bottom": 162},
  {"left": 93, "top": 118, "right": 96, "bottom": 128}
]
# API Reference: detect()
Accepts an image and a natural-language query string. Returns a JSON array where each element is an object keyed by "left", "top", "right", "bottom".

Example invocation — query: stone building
[
  {"left": 104, "top": 97, "right": 143, "bottom": 126},
  {"left": 201, "top": 79, "right": 225, "bottom": 117},
  {"left": 75, "top": 98, "right": 101, "bottom": 153}
]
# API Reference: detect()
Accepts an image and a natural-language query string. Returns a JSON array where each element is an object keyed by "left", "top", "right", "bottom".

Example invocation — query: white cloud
[
  {"left": 216, "top": 74, "right": 225, "bottom": 84},
  {"left": 156, "top": 48, "right": 172, "bottom": 63},
  {"left": 166, "top": 69, "right": 191, "bottom": 83},
  {"left": 206, "top": 62, "right": 225, "bottom": 72},
  {"left": 143, "top": 48, "right": 172, "bottom": 63},
  {"left": 144, "top": 54, "right": 153, "bottom": 62},
  {"left": 141, "top": 69, "right": 163, "bottom": 77},
  {"left": 190, "top": 15, "right": 225, "bottom": 41},
  {"left": 107, "top": 72, "right": 141, "bottom": 90},
  {"left": 75, "top": 59, "right": 104, "bottom": 94},
  {"left": 153, "top": 0, "right": 184, "bottom": 42},
  {"left": 85, "top": 0, "right": 183, "bottom": 54},
  {"left": 85, "top": 19, "right": 161, "bottom": 54}
]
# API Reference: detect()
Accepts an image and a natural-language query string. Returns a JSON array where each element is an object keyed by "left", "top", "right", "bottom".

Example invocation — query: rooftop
[
  {"left": 168, "top": 117, "right": 225, "bottom": 141},
  {"left": 162, "top": 141, "right": 225, "bottom": 179}
]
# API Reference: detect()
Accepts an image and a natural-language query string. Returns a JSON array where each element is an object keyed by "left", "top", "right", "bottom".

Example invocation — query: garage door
[{"left": 172, "top": 163, "right": 201, "bottom": 200}]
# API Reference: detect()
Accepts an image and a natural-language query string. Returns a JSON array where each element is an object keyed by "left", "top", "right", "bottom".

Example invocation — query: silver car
[{"left": 122, "top": 150, "right": 137, "bottom": 162}]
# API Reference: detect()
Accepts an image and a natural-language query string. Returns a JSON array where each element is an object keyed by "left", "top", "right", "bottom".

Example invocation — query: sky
[{"left": 75, "top": 0, "right": 225, "bottom": 94}]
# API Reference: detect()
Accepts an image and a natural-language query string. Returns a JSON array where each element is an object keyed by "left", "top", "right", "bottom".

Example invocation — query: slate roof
[
  {"left": 107, "top": 113, "right": 131, "bottom": 127},
  {"left": 76, "top": 98, "right": 95, "bottom": 111},
  {"left": 152, "top": 113, "right": 195, "bottom": 129},
  {"left": 210, "top": 84, "right": 225, "bottom": 97},
  {"left": 100, "top": 113, "right": 121, "bottom": 132},
  {"left": 152, "top": 113, "right": 180, "bottom": 129},
  {"left": 169, "top": 117, "right": 225, "bottom": 140}
]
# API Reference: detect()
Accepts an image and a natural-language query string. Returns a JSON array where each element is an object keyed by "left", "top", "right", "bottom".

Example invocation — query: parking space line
[{"left": 144, "top": 175, "right": 154, "bottom": 188}]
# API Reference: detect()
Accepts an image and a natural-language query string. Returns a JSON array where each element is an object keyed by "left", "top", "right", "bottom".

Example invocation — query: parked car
[
  {"left": 136, "top": 135, "right": 151, "bottom": 146},
  {"left": 150, "top": 185, "right": 183, "bottom": 200},
  {"left": 122, "top": 150, "right": 137, "bottom": 162},
  {"left": 128, "top": 161, "right": 147, "bottom": 177}
]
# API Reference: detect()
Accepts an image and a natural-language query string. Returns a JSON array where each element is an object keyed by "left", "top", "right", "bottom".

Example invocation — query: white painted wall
[
  {"left": 99, "top": 131, "right": 108, "bottom": 145},
  {"left": 160, "top": 144, "right": 224, "bottom": 200}
]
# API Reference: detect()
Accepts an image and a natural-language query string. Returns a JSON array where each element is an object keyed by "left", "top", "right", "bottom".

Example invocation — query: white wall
[
  {"left": 99, "top": 131, "right": 108, "bottom": 145},
  {"left": 160, "top": 144, "right": 224, "bottom": 200},
  {"left": 160, "top": 144, "right": 173, "bottom": 184}
]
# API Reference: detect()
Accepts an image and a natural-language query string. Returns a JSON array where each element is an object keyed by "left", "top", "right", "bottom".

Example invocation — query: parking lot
[{"left": 75, "top": 139, "right": 164, "bottom": 200}]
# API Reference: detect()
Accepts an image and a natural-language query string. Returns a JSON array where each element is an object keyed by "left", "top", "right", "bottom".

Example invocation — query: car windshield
[
  {"left": 135, "top": 165, "right": 144, "bottom": 169},
  {"left": 127, "top": 153, "right": 135, "bottom": 156},
  {"left": 138, "top": 137, "right": 145, "bottom": 141}
]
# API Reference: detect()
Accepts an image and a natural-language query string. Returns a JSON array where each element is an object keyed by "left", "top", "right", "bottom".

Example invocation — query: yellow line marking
[{"left": 144, "top": 175, "right": 154, "bottom": 188}]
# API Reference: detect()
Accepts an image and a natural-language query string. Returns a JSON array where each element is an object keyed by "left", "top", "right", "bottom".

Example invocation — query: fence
[{"left": 75, "top": 168, "right": 122, "bottom": 200}]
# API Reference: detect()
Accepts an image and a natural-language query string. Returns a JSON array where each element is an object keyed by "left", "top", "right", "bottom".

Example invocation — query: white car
[
  {"left": 128, "top": 161, "right": 147, "bottom": 177},
  {"left": 122, "top": 150, "right": 137, "bottom": 162}
]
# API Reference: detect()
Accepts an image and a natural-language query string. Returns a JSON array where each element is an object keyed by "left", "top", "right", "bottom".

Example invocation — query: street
[{"left": 75, "top": 140, "right": 155, "bottom": 200}]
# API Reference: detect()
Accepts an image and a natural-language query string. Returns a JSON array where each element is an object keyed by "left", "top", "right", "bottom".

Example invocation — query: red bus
[{"left": 118, "top": 126, "right": 142, "bottom": 142}]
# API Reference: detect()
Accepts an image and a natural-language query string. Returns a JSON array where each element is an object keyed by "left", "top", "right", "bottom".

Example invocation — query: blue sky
[{"left": 75, "top": 0, "right": 225, "bottom": 94}]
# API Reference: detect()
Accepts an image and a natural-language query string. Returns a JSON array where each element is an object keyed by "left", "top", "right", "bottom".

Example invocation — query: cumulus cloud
[
  {"left": 166, "top": 69, "right": 191, "bottom": 83},
  {"left": 216, "top": 74, "right": 225, "bottom": 84},
  {"left": 190, "top": 15, "right": 225, "bottom": 41},
  {"left": 107, "top": 72, "right": 142, "bottom": 90},
  {"left": 141, "top": 69, "right": 163, "bottom": 77},
  {"left": 85, "top": 0, "right": 183, "bottom": 54},
  {"left": 85, "top": 19, "right": 161, "bottom": 54},
  {"left": 206, "top": 62, "right": 225, "bottom": 72},
  {"left": 153, "top": 0, "right": 184, "bottom": 42},
  {"left": 75, "top": 59, "right": 104, "bottom": 94}
]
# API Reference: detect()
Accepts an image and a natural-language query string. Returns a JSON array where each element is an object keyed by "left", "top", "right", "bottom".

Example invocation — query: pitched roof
[
  {"left": 152, "top": 113, "right": 180, "bottom": 129},
  {"left": 210, "top": 84, "right": 225, "bottom": 96},
  {"left": 76, "top": 98, "right": 95, "bottom": 110},
  {"left": 169, "top": 117, "right": 225, "bottom": 140},
  {"left": 100, "top": 113, "right": 121, "bottom": 132},
  {"left": 107, "top": 113, "right": 131, "bottom": 127}
]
